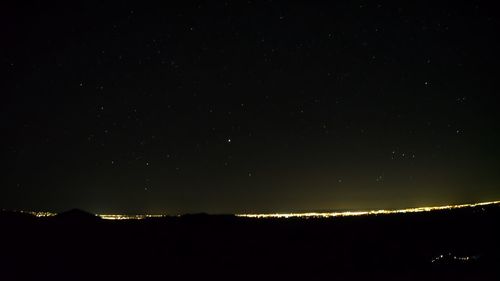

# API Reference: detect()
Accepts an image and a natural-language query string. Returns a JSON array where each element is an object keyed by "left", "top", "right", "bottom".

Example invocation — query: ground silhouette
[{"left": 1, "top": 204, "right": 499, "bottom": 280}]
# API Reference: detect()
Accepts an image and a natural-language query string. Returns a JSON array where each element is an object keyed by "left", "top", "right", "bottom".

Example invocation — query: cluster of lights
[
  {"left": 15, "top": 200, "right": 500, "bottom": 220},
  {"left": 98, "top": 214, "right": 165, "bottom": 220},
  {"left": 15, "top": 211, "right": 165, "bottom": 220},
  {"left": 22, "top": 211, "right": 57, "bottom": 217},
  {"left": 236, "top": 200, "right": 500, "bottom": 219},
  {"left": 431, "top": 253, "right": 479, "bottom": 263}
]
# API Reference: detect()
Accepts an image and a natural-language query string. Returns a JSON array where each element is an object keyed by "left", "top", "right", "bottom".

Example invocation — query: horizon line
[
  {"left": 237, "top": 200, "right": 500, "bottom": 218},
  {"left": 6, "top": 200, "right": 500, "bottom": 220}
]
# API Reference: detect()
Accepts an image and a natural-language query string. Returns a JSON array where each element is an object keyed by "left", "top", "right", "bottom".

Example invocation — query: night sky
[{"left": 2, "top": 1, "right": 500, "bottom": 214}]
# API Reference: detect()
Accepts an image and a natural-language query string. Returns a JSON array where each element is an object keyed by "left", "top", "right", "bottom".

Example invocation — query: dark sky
[{"left": 2, "top": 1, "right": 500, "bottom": 214}]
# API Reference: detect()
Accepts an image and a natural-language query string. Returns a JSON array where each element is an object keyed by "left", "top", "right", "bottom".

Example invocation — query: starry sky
[{"left": 2, "top": 1, "right": 500, "bottom": 214}]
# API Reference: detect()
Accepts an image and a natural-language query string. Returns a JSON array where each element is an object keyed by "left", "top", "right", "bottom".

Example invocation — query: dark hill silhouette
[
  {"left": 53, "top": 208, "right": 100, "bottom": 221},
  {"left": 1, "top": 203, "right": 499, "bottom": 280},
  {"left": 179, "top": 212, "right": 236, "bottom": 222}
]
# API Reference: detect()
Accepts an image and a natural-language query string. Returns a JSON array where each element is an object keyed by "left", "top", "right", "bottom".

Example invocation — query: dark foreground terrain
[{"left": 1, "top": 204, "right": 499, "bottom": 280}]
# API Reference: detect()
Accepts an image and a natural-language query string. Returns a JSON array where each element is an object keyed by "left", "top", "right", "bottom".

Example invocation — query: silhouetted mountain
[
  {"left": 54, "top": 208, "right": 100, "bottom": 221},
  {"left": 1, "top": 203, "right": 499, "bottom": 280},
  {"left": 179, "top": 213, "right": 236, "bottom": 222}
]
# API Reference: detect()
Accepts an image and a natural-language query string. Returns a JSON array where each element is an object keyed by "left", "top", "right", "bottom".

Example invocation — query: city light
[
  {"left": 236, "top": 200, "right": 500, "bottom": 218},
  {"left": 17, "top": 200, "right": 500, "bottom": 220},
  {"left": 98, "top": 214, "right": 165, "bottom": 220},
  {"left": 431, "top": 253, "right": 480, "bottom": 263}
]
